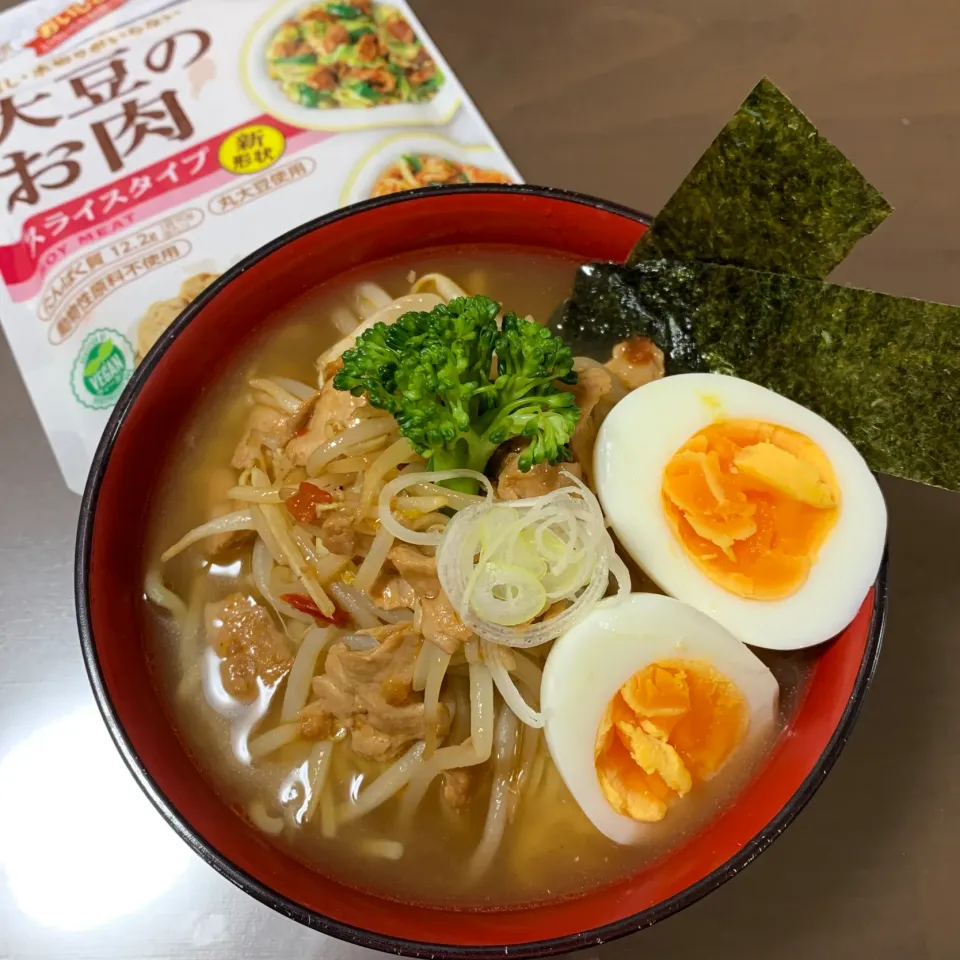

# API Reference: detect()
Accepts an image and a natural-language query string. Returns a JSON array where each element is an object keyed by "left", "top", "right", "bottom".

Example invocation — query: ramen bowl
[{"left": 75, "top": 185, "right": 887, "bottom": 957}]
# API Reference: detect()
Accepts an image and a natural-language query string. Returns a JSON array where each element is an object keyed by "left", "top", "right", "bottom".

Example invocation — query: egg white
[
  {"left": 593, "top": 374, "right": 887, "bottom": 651},
  {"left": 541, "top": 593, "right": 779, "bottom": 845}
]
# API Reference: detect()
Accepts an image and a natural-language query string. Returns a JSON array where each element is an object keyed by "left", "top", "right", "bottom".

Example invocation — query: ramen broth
[{"left": 144, "top": 247, "right": 811, "bottom": 908}]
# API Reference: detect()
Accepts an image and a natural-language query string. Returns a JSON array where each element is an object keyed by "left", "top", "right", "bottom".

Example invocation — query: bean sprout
[
  {"left": 160, "top": 510, "right": 256, "bottom": 562},
  {"left": 483, "top": 641, "right": 543, "bottom": 728},
  {"left": 378, "top": 470, "right": 493, "bottom": 546}
]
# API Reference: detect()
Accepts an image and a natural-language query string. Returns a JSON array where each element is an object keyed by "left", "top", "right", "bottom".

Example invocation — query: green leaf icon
[
  {"left": 83, "top": 339, "right": 114, "bottom": 378},
  {"left": 72, "top": 329, "right": 132, "bottom": 409}
]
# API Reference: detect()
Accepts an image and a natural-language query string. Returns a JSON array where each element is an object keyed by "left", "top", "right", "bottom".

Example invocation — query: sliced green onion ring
[
  {"left": 470, "top": 562, "right": 547, "bottom": 626},
  {"left": 437, "top": 472, "right": 630, "bottom": 647}
]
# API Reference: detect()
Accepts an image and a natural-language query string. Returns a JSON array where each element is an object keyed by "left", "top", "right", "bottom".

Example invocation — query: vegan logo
[{"left": 70, "top": 328, "right": 134, "bottom": 410}]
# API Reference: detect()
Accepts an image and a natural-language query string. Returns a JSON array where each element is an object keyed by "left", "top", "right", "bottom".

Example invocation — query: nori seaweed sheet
[
  {"left": 629, "top": 78, "right": 892, "bottom": 278},
  {"left": 558, "top": 259, "right": 960, "bottom": 490}
]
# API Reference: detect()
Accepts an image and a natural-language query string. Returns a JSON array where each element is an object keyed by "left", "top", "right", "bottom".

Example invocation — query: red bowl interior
[{"left": 77, "top": 186, "right": 885, "bottom": 957}]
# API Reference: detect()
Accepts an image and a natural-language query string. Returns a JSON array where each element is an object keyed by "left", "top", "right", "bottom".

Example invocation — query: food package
[{"left": 0, "top": 0, "right": 520, "bottom": 493}]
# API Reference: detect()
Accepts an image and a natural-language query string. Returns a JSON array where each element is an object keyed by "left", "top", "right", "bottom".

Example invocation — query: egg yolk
[
  {"left": 594, "top": 660, "right": 748, "bottom": 822},
  {"left": 661, "top": 419, "right": 840, "bottom": 599}
]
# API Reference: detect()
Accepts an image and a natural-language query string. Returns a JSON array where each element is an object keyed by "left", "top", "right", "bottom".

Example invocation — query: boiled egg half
[
  {"left": 594, "top": 374, "right": 886, "bottom": 650},
  {"left": 541, "top": 593, "right": 778, "bottom": 845}
]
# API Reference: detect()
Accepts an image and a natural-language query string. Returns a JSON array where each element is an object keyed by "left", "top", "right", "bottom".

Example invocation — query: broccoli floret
[
  {"left": 488, "top": 312, "right": 579, "bottom": 471},
  {"left": 333, "top": 295, "right": 580, "bottom": 485}
]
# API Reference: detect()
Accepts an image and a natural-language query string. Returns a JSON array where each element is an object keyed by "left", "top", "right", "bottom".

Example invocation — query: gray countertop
[{"left": 2, "top": 1, "right": 960, "bottom": 958}]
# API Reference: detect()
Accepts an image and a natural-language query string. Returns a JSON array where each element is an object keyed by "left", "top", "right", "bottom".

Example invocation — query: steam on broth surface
[{"left": 144, "top": 247, "right": 811, "bottom": 908}]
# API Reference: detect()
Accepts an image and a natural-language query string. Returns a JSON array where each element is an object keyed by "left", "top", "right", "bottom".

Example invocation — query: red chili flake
[
  {"left": 284, "top": 481, "right": 334, "bottom": 523},
  {"left": 279, "top": 593, "right": 351, "bottom": 626}
]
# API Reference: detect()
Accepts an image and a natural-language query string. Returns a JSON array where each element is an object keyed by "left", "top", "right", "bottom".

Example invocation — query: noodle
[
  {"left": 249, "top": 378, "right": 308, "bottom": 416},
  {"left": 423, "top": 645, "right": 452, "bottom": 756},
  {"left": 398, "top": 740, "right": 484, "bottom": 825},
  {"left": 251, "top": 391, "right": 292, "bottom": 415},
  {"left": 281, "top": 626, "right": 335, "bottom": 722},
  {"left": 408, "top": 511, "right": 449, "bottom": 533},
  {"left": 468, "top": 705, "right": 520, "bottom": 879},
  {"left": 226, "top": 486, "right": 284, "bottom": 503},
  {"left": 319, "top": 783, "right": 337, "bottom": 838},
  {"left": 354, "top": 525, "right": 395, "bottom": 594},
  {"left": 144, "top": 566, "right": 187, "bottom": 619},
  {"left": 412, "top": 273, "right": 468, "bottom": 302},
  {"left": 484, "top": 641, "right": 543, "bottom": 729},
  {"left": 341, "top": 581, "right": 411, "bottom": 624},
  {"left": 394, "top": 495, "right": 450, "bottom": 516},
  {"left": 286, "top": 619, "right": 311, "bottom": 643},
  {"left": 352, "top": 282, "right": 392, "bottom": 319},
  {"left": 291, "top": 527, "right": 326, "bottom": 575},
  {"left": 511, "top": 726, "right": 542, "bottom": 819},
  {"left": 252, "top": 537, "right": 311, "bottom": 625},
  {"left": 179, "top": 575, "right": 206, "bottom": 670},
  {"left": 380, "top": 603, "right": 415, "bottom": 627},
  {"left": 310, "top": 551, "right": 353, "bottom": 584},
  {"left": 250, "top": 505, "right": 286, "bottom": 566},
  {"left": 320, "top": 293, "right": 444, "bottom": 368},
  {"left": 364, "top": 292, "right": 442, "bottom": 326},
  {"left": 412, "top": 638, "right": 446, "bottom": 692},
  {"left": 338, "top": 742, "right": 426, "bottom": 823},
  {"left": 328, "top": 581, "right": 380, "bottom": 630},
  {"left": 397, "top": 658, "right": 495, "bottom": 823},
  {"left": 326, "top": 456, "right": 374, "bottom": 474},
  {"left": 306, "top": 418, "right": 398, "bottom": 476},
  {"left": 257, "top": 501, "right": 335, "bottom": 617},
  {"left": 511, "top": 651, "right": 543, "bottom": 700},
  {"left": 331, "top": 305, "right": 359, "bottom": 336},
  {"left": 406, "top": 481, "right": 485, "bottom": 510},
  {"left": 333, "top": 435, "right": 393, "bottom": 459},
  {"left": 360, "top": 839, "right": 405, "bottom": 860},
  {"left": 525, "top": 748, "right": 548, "bottom": 800},
  {"left": 248, "top": 722, "right": 301, "bottom": 760},
  {"left": 159, "top": 510, "right": 255, "bottom": 562},
  {"left": 271, "top": 377, "right": 316, "bottom": 402},
  {"left": 379, "top": 469, "right": 493, "bottom": 546},
  {"left": 469, "top": 660, "right": 495, "bottom": 760},
  {"left": 303, "top": 740, "right": 334, "bottom": 823},
  {"left": 361, "top": 437, "right": 415, "bottom": 516},
  {"left": 448, "top": 676, "right": 472, "bottom": 745},
  {"left": 248, "top": 800, "right": 284, "bottom": 836}
]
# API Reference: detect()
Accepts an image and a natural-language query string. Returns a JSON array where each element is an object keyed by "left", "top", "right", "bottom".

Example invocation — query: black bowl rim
[{"left": 75, "top": 182, "right": 889, "bottom": 959}]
